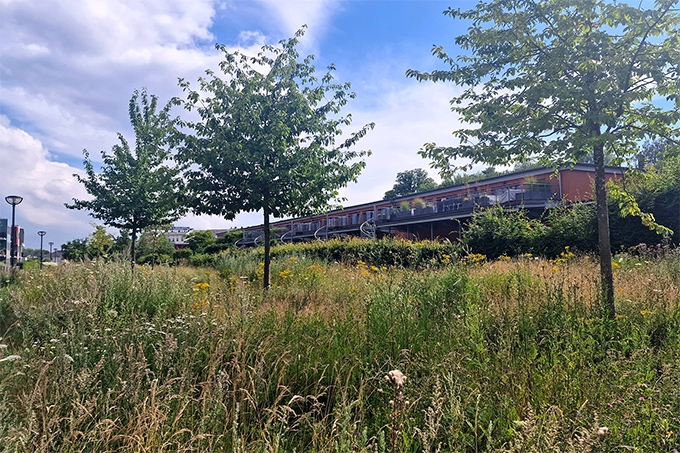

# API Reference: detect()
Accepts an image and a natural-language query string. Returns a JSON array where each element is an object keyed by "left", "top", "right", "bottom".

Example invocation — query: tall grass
[{"left": 0, "top": 250, "right": 678, "bottom": 452}]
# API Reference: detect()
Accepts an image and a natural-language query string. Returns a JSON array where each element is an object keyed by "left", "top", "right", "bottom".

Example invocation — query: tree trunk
[
  {"left": 593, "top": 142, "right": 616, "bottom": 319},
  {"left": 263, "top": 208, "right": 271, "bottom": 289},
  {"left": 130, "top": 229, "right": 137, "bottom": 273}
]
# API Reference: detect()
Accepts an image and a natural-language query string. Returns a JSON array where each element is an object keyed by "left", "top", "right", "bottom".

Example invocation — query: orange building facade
[{"left": 239, "top": 164, "right": 624, "bottom": 245}]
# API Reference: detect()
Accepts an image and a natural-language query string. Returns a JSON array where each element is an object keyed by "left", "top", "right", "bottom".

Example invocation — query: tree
[
  {"left": 440, "top": 166, "right": 508, "bottom": 186},
  {"left": 637, "top": 139, "right": 679, "bottom": 169},
  {"left": 137, "top": 228, "right": 175, "bottom": 266},
  {"left": 87, "top": 224, "right": 114, "bottom": 259},
  {"left": 178, "top": 28, "right": 373, "bottom": 288},
  {"left": 66, "top": 89, "right": 186, "bottom": 271},
  {"left": 111, "top": 230, "right": 131, "bottom": 256},
  {"left": 383, "top": 168, "right": 437, "bottom": 199},
  {"left": 61, "top": 238, "right": 88, "bottom": 261},
  {"left": 609, "top": 153, "right": 680, "bottom": 246},
  {"left": 185, "top": 230, "right": 215, "bottom": 253},
  {"left": 407, "top": 0, "right": 680, "bottom": 318}
]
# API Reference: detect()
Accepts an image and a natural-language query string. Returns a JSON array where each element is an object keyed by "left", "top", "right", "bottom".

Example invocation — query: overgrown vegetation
[{"left": 1, "top": 246, "right": 678, "bottom": 452}]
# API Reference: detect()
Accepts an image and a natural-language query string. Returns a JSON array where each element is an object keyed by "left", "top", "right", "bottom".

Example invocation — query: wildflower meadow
[{"left": 0, "top": 241, "right": 678, "bottom": 452}]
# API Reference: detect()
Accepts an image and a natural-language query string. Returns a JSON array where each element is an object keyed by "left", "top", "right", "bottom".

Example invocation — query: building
[
  {"left": 0, "top": 219, "right": 24, "bottom": 268},
  {"left": 166, "top": 226, "right": 193, "bottom": 249},
  {"left": 238, "top": 164, "right": 624, "bottom": 246},
  {"left": 0, "top": 219, "right": 8, "bottom": 267}
]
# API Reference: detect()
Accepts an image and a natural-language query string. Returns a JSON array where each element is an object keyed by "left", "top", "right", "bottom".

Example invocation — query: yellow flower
[{"left": 612, "top": 262, "right": 621, "bottom": 269}]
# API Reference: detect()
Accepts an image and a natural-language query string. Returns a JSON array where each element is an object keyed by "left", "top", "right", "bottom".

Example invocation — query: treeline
[{"left": 60, "top": 227, "right": 244, "bottom": 266}]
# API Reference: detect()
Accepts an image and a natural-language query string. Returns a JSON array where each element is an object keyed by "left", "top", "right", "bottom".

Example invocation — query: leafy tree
[
  {"left": 440, "top": 166, "right": 508, "bottom": 186},
  {"left": 21, "top": 248, "right": 47, "bottom": 257},
  {"left": 637, "top": 139, "right": 679, "bottom": 169},
  {"left": 178, "top": 28, "right": 373, "bottom": 288},
  {"left": 137, "top": 229, "right": 175, "bottom": 266},
  {"left": 61, "top": 239, "right": 88, "bottom": 261},
  {"left": 66, "top": 89, "right": 186, "bottom": 270},
  {"left": 87, "top": 224, "right": 114, "bottom": 259},
  {"left": 512, "top": 161, "right": 543, "bottom": 172},
  {"left": 384, "top": 168, "right": 437, "bottom": 199},
  {"left": 111, "top": 231, "right": 131, "bottom": 256},
  {"left": 408, "top": 0, "right": 680, "bottom": 318},
  {"left": 610, "top": 154, "right": 680, "bottom": 246},
  {"left": 216, "top": 229, "right": 244, "bottom": 245},
  {"left": 184, "top": 230, "right": 215, "bottom": 253}
]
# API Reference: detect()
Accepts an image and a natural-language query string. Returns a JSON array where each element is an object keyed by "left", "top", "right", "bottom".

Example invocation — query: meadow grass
[{"left": 0, "top": 249, "right": 678, "bottom": 452}]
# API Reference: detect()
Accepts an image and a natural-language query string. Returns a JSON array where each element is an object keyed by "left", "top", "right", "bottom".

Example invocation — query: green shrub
[
  {"left": 268, "top": 237, "right": 461, "bottom": 268},
  {"left": 462, "top": 205, "right": 545, "bottom": 258},
  {"left": 540, "top": 203, "right": 597, "bottom": 256},
  {"left": 173, "top": 249, "right": 192, "bottom": 261}
]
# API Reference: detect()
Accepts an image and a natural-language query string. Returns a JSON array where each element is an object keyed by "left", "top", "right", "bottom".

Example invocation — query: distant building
[
  {"left": 0, "top": 219, "right": 8, "bottom": 268},
  {"left": 0, "top": 219, "right": 24, "bottom": 268},
  {"left": 166, "top": 226, "right": 193, "bottom": 249},
  {"left": 239, "top": 163, "right": 625, "bottom": 245}
]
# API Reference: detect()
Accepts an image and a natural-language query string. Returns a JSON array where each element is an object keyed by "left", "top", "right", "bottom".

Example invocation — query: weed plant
[{"left": 0, "top": 250, "right": 678, "bottom": 452}]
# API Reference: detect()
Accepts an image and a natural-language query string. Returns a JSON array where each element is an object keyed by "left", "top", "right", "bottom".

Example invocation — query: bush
[
  {"left": 267, "top": 237, "right": 461, "bottom": 268},
  {"left": 462, "top": 205, "right": 545, "bottom": 258},
  {"left": 540, "top": 203, "right": 597, "bottom": 256},
  {"left": 173, "top": 249, "right": 192, "bottom": 261},
  {"left": 203, "top": 242, "right": 234, "bottom": 255},
  {"left": 137, "top": 253, "right": 173, "bottom": 266}
]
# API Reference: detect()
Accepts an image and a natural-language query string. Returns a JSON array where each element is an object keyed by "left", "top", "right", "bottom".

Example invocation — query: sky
[{"left": 0, "top": 0, "right": 482, "bottom": 250}]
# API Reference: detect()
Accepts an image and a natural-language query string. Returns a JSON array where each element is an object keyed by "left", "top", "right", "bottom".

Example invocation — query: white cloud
[
  {"left": 336, "top": 81, "right": 467, "bottom": 204},
  {"left": 255, "top": 0, "right": 343, "bottom": 47},
  {"left": 0, "top": 0, "right": 223, "bottom": 160},
  {"left": 0, "top": 116, "right": 91, "bottom": 236},
  {"left": 0, "top": 0, "right": 479, "bottom": 241}
]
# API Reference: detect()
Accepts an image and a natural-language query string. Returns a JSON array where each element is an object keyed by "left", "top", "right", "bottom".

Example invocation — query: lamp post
[
  {"left": 49, "top": 242, "right": 54, "bottom": 262},
  {"left": 5, "top": 195, "right": 23, "bottom": 268},
  {"left": 38, "top": 231, "right": 46, "bottom": 269}
]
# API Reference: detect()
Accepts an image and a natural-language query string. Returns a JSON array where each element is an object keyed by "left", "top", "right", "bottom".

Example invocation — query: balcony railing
[{"left": 248, "top": 183, "right": 556, "bottom": 241}]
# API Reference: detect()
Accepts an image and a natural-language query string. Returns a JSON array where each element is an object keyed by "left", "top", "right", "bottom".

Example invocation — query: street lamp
[
  {"left": 49, "top": 241, "right": 54, "bottom": 262},
  {"left": 5, "top": 195, "right": 23, "bottom": 268},
  {"left": 38, "top": 231, "right": 46, "bottom": 269}
]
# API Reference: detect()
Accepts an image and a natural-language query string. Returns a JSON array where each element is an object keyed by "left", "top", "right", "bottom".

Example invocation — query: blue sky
[{"left": 1, "top": 0, "right": 481, "bottom": 249}]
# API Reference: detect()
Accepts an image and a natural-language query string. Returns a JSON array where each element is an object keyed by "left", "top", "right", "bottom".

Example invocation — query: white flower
[
  {"left": 0, "top": 355, "right": 21, "bottom": 362},
  {"left": 388, "top": 369, "right": 406, "bottom": 388},
  {"left": 597, "top": 426, "right": 609, "bottom": 440}
]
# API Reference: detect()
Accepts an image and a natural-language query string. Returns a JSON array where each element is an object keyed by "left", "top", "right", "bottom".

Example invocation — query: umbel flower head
[
  {"left": 387, "top": 369, "right": 406, "bottom": 389},
  {"left": 597, "top": 426, "right": 609, "bottom": 441}
]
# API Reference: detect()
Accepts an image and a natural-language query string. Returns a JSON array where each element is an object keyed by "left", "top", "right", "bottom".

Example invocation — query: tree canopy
[
  {"left": 408, "top": 0, "right": 680, "bottom": 318},
  {"left": 178, "top": 28, "right": 373, "bottom": 287},
  {"left": 60, "top": 238, "right": 88, "bottom": 261},
  {"left": 66, "top": 89, "right": 186, "bottom": 270},
  {"left": 136, "top": 228, "right": 176, "bottom": 266},
  {"left": 384, "top": 168, "right": 437, "bottom": 199},
  {"left": 185, "top": 230, "right": 215, "bottom": 253}
]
